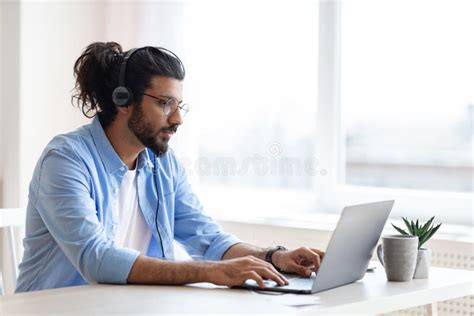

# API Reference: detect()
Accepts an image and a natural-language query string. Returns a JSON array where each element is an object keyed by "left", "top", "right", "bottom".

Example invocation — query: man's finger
[
  {"left": 246, "top": 271, "right": 265, "bottom": 289},
  {"left": 254, "top": 266, "right": 288, "bottom": 286},
  {"left": 298, "top": 247, "right": 321, "bottom": 267},
  {"left": 247, "top": 256, "right": 289, "bottom": 283},
  {"left": 288, "top": 261, "right": 313, "bottom": 277},
  {"left": 266, "top": 264, "right": 289, "bottom": 284},
  {"left": 310, "top": 248, "right": 326, "bottom": 259}
]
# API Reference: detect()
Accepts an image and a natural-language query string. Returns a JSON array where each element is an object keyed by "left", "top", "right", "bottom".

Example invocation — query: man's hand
[
  {"left": 272, "top": 247, "right": 325, "bottom": 277},
  {"left": 208, "top": 256, "right": 289, "bottom": 289}
]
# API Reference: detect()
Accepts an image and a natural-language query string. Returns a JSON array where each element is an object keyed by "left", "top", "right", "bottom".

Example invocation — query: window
[
  {"left": 172, "top": 0, "right": 472, "bottom": 225},
  {"left": 316, "top": 0, "right": 472, "bottom": 225},
  {"left": 341, "top": 0, "right": 473, "bottom": 193},
  {"left": 181, "top": 0, "right": 321, "bottom": 218}
]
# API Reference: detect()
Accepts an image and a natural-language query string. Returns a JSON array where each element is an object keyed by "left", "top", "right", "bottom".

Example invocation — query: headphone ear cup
[{"left": 112, "top": 86, "right": 133, "bottom": 107}]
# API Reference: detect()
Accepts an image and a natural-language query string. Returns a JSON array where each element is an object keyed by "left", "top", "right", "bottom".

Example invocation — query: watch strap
[{"left": 264, "top": 246, "right": 288, "bottom": 269}]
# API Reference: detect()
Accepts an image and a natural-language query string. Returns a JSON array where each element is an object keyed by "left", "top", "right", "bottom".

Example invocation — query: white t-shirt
[{"left": 114, "top": 168, "right": 152, "bottom": 255}]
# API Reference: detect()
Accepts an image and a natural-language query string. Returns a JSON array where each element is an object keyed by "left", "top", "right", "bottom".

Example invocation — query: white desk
[{"left": 1, "top": 264, "right": 472, "bottom": 315}]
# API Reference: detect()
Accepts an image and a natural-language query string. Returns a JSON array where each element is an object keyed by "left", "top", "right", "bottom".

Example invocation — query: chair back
[{"left": 0, "top": 208, "right": 26, "bottom": 295}]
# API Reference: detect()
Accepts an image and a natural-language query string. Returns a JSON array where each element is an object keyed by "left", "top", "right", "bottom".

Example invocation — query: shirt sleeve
[
  {"left": 172, "top": 155, "right": 241, "bottom": 261},
  {"left": 35, "top": 148, "right": 139, "bottom": 284}
]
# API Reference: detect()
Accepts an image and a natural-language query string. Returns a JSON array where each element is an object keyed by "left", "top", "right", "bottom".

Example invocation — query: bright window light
[
  {"left": 341, "top": 0, "right": 473, "bottom": 193},
  {"left": 183, "top": 0, "right": 320, "bottom": 193}
]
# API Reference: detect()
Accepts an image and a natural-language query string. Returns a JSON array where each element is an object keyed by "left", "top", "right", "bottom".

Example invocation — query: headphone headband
[
  {"left": 118, "top": 48, "right": 140, "bottom": 88},
  {"left": 112, "top": 46, "right": 185, "bottom": 107}
]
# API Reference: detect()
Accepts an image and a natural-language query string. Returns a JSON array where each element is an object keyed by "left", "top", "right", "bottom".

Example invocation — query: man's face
[{"left": 128, "top": 76, "right": 184, "bottom": 156}]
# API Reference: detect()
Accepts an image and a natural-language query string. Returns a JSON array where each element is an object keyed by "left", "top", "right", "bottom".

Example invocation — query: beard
[{"left": 127, "top": 104, "right": 177, "bottom": 157}]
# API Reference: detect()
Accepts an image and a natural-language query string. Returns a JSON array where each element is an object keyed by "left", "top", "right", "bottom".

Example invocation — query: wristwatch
[{"left": 264, "top": 246, "right": 288, "bottom": 269}]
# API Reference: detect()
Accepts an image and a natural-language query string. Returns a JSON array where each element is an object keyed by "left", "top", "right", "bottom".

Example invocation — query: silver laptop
[{"left": 234, "top": 200, "right": 394, "bottom": 294}]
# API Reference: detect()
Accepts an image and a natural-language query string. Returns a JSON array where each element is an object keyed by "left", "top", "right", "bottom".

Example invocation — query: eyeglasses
[{"left": 143, "top": 93, "right": 189, "bottom": 117}]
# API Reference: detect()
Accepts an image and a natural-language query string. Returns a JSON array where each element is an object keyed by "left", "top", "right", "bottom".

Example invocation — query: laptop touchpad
[{"left": 245, "top": 273, "right": 316, "bottom": 288}]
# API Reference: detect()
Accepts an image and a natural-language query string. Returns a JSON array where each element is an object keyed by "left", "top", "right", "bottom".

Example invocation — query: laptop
[{"left": 234, "top": 200, "right": 394, "bottom": 294}]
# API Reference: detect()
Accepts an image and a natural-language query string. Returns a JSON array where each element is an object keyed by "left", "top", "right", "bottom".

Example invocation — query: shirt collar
[
  {"left": 90, "top": 117, "right": 150, "bottom": 174},
  {"left": 137, "top": 148, "right": 152, "bottom": 171}
]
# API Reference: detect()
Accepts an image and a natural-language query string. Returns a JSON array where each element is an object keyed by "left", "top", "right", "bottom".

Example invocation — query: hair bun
[
  {"left": 112, "top": 52, "right": 121, "bottom": 63},
  {"left": 100, "top": 42, "right": 122, "bottom": 69}
]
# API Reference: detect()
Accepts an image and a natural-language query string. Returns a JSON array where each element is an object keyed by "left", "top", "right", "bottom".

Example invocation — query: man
[{"left": 16, "top": 42, "right": 325, "bottom": 293}]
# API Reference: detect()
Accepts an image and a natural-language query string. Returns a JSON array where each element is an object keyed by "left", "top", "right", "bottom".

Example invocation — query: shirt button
[{"left": 114, "top": 188, "right": 119, "bottom": 194}]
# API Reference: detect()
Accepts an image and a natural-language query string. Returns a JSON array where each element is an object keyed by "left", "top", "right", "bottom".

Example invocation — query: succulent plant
[{"left": 392, "top": 216, "right": 442, "bottom": 249}]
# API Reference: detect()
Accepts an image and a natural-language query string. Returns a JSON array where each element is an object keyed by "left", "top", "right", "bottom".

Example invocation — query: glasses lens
[
  {"left": 161, "top": 98, "right": 189, "bottom": 117},
  {"left": 163, "top": 99, "right": 178, "bottom": 116}
]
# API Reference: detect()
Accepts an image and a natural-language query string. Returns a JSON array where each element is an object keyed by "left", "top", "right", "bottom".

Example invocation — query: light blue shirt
[{"left": 16, "top": 118, "right": 241, "bottom": 293}]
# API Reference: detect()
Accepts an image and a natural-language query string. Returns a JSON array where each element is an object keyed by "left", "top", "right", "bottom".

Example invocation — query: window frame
[{"left": 316, "top": 0, "right": 473, "bottom": 226}]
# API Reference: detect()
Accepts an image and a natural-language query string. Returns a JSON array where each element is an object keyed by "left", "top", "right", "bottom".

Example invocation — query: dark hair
[{"left": 72, "top": 42, "right": 185, "bottom": 128}]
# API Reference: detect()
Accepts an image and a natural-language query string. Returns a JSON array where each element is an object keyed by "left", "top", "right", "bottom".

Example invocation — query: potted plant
[{"left": 391, "top": 216, "right": 442, "bottom": 279}]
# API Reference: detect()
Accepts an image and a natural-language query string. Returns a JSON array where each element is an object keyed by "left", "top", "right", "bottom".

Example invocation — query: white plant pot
[{"left": 413, "top": 248, "right": 432, "bottom": 279}]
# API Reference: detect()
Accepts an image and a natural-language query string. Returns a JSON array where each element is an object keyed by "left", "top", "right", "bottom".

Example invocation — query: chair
[{"left": 0, "top": 208, "right": 26, "bottom": 295}]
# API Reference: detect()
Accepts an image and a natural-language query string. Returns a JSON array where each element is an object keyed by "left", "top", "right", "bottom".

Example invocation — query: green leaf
[
  {"left": 419, "top": 223, "right": 442, "bottom": 248},
  {"left": 402, "top": 217, "right": 415, "bottom": 235},
  {"left": 427, "top": 223, "right": 441, "bottom": 239},
  {"left": 392, "top": 223, "right": 409, "bottom": 235},
  {"left": 419, "top": 229, "right": 430, "bottom": 242},
  {"left": 415, "top": 219, "right": 419, "bottom": 230},
  {"left": 410, "top": 219, "right": 417, "bottom": 235},
  {"left": 419, "top": 216, "right": 435, "bottom": 236},
  {"left": 418, "top": 234, "right": 429, "bottom": 248}
]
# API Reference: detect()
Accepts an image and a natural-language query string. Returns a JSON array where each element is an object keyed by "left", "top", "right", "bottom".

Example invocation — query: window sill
[
  {"left": 214, "top": 212, "right": 473, "bottom": 244},
  {"left": 196, "top": 185, "right": 473, "bottom": 243}
]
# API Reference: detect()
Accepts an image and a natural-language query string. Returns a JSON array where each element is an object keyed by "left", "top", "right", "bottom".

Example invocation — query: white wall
[
  {"left": 17, "top": 1, "right": 107, "bottom": 208},
  {"left": 0, "top": 0, "right": 21, "bottom": 209},
  {"left": 0, "top": 0, "right": 22, "bottom": 295}
]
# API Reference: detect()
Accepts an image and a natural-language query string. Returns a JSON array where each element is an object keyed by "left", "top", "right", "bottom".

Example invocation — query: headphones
[{"left": 111, "top": 46, "right": 185, "bottom": 107}]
